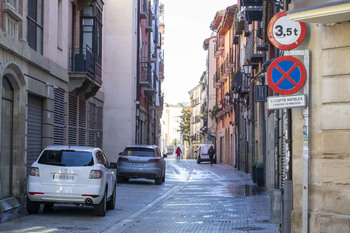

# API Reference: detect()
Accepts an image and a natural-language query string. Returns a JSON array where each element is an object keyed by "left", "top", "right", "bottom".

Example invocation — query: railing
[
  {"left": 192, "top": 98, "right": 200, "bottom": 106},
  {"left": 140, "top": 57, "right": 152, "bottom": 85},
  {"left": 70, "top": 45, "right": 101, "bottom": 82},
  {"left": 245, "top": 30, "right": 265, "bottom": 63}
]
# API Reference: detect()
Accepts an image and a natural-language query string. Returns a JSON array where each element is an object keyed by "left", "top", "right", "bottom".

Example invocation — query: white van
[{"left": 196, "top": 144, "right": 216, "bottom": 164}]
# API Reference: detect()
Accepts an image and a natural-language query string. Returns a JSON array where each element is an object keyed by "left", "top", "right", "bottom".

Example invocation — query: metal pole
[{"left": 284, "top": 49, "right": 310, "bottom": 233}]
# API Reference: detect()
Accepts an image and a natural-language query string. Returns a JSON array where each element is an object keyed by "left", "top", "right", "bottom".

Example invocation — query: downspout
[
  {"left": 71, "top": 2, "right": 76, "bottom": 71},
  {"left": 136, "top": 0, "right": 141, "bottom": 144}
]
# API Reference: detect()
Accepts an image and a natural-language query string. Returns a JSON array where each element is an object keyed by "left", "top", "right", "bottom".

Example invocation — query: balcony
[
  {"left": 144, "top": 73, "right": 157, "bottom": 95},
  {"left": 287, "top": 0, "right": 350, "bottom": 24},
  {"left": 240, "top": 0, "right": 263, "bottom": 6},
  {"left": 140, "top": 0, "right": 148, "bottom": 19},
  {"left": 69, "top": 45, "right": 101, "bottom": 98},
  {"left": 245, "top": 7, "right": 263, "bottom": 22},
  {"left": 245, "top": 30, "right": 265, "bottom": 67}
]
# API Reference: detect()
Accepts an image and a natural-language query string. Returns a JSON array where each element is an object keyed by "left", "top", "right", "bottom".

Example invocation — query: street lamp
[
  {"left": 243, "top": 60, "right": 253, "bottom": 75},
  {"left": 232, "top": 92, "right": 239, "bottom": 100},
  {"left": 224, "top": 92, "right": 230, "bottom": 102}
]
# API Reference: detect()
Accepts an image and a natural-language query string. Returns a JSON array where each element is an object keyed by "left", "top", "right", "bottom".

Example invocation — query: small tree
[{"left": 179, "top": 107, "right": 191, "bottom": 143}]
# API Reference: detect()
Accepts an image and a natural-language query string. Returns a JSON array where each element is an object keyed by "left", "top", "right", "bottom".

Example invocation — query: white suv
[{"left": 27, "top": 145, "right": 117, "bottom": 216}]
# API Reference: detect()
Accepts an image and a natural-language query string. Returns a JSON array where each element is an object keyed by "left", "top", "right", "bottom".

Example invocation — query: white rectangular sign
[{"left": 267, "top": 95, "right": 306, "bottom": 110}]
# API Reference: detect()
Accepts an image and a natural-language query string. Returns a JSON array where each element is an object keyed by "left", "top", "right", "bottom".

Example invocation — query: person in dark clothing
[{"left": 208, "top": 145, "right": 215, "bottom": 166}]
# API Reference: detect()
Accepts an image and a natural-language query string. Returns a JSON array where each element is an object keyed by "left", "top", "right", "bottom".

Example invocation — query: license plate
[
  {"left": 52, "top": 174, "right": 76, "bottom": 181},
  {"left": 132, "top": 163, "right": 144, "bottom": 166}
]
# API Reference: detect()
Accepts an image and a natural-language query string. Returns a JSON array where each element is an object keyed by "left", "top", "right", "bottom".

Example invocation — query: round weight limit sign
[{"left": 268, "top": 11, "right": 306, "bottom": 50}]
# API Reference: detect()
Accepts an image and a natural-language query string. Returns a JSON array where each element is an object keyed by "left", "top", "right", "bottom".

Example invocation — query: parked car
[
  {"left": 117, "top": 145, "right": 166, "bottom": 185},
  {"left": 196, "top": 144, "right": 216, "bottom": 164},
  {"left": 27, "top": 145, "right": 117, "bottom": 216}
]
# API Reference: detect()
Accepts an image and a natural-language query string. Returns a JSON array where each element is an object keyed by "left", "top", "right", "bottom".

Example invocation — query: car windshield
[
  {"left": 38, "top": 150, "right": 94, "bottom": 166},
  {"left": 123, "top": 148, "right": 154, "bottom": 157}
]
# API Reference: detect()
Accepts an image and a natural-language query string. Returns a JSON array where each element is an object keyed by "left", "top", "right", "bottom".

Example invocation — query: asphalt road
[{"left": 0, "top": 158, "right": 279, "bottom": 233}]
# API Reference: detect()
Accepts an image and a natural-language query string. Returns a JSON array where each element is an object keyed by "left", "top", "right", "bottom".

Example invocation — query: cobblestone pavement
[
  {"left": 105, "top": 159, "right": 279, "bottom": 233},
  {"left": 0, "top": 159, "right": 279, "bottom": 233}
]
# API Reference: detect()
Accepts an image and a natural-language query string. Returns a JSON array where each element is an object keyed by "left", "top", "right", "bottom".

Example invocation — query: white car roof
[{"left": 43, "top": 145, "right": 99, "bottom": 152}]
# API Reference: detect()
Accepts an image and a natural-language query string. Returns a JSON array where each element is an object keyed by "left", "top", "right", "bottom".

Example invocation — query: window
[
  {"left": 27, "top": 0, "right": 44, "bottom": 54},
  {"left": 80, "top": 5, "right": 102, "bottom": 64},
  {"left": 38, "top": 150, "right": 93, "bottom": 167}
]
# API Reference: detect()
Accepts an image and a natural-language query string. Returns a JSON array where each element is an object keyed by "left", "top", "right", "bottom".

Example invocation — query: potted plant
[{"left": 256, "top": 162, "right": 264, "bottom": 186}]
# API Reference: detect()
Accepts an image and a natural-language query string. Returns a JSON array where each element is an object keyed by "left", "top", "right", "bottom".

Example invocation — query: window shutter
[
  {"left": 78, "top": 98, "right": 86, "bottom": 146},
  {"left": 54, "top": 88, "right": 65, "bottom": 145},
  {"left": 68, "top": 93, "right": 77, "bottom": 145}
]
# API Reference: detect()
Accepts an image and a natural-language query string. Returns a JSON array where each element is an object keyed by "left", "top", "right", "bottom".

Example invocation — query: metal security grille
[
  {"left": 27, "top": 94, "right": 42, "bottom": 175},
  {"left": 78, "top": 98, "right": 86, "bottom": 146},
  {"left": 68, "top": 93, "right": 77, "bottom": 145},
  {"left": 96, "top": 106, "right": 103, "bottom": 148},
  {"left": 88, "top": 103, "right": 96, "bottom": 147},
  {"left": 54, "top": 88, "right": 65, "bottom": 145}
]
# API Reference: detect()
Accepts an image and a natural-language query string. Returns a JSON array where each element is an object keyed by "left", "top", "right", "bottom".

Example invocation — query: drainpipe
[
  {"left": 135, "top": 0, "right": 141, "bottom": 144},
  {"left": 71, "top": 2, "right": 76, "bottom": 71},
  {"left": 302, "top": 50, "right": 310, "bottom": 233}
]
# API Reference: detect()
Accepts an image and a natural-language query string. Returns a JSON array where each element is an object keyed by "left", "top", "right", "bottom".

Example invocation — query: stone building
[{"left": 0, "top": 0, "right": 104, "bottom": 218}]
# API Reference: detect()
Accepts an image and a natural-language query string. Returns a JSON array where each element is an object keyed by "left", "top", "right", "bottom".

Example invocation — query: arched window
[{"left": 0, "top": 76, "right": 14, "bottom": 199}]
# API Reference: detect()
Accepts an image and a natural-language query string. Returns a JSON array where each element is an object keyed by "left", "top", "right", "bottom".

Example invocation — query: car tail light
[
  {"left": 29, "top": 192, "right": 44, "bottom": 195},
  {"left": 82, "top": 194, "right": 99, "bottom": 198},
  {"left": 89, "top": 170, "right": 102, "bottom": 179},
  {"left": 149, "top": 158, "right": 160, "bottom": 163},
  {"left": 118, "top": 157, "right": 129, "bottom": 162},
  {"left": 30, "top": 167, "right": 40, "bottom": 176}
]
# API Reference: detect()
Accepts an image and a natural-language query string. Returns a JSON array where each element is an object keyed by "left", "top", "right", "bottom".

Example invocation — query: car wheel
[
  {"left": 95, "top": 190, "right": 107, "bottom": 216},
  {"left": 162, "top": 173, "right": 165, "bottom": 183},
  {"left": 107, "top": 184, "right": 116, "bottom": 210},
  {"left": 117, "top": 176, "right": 129, "bottom": 183},
  {"left": 27, "top": 197, "right": 40, "bottom": 214},
  {"left": 155, "top": 177, "right": 162, "bottom": 185},
  {"left": 43, "top": 203, "right": 54, "bottom": 212}
]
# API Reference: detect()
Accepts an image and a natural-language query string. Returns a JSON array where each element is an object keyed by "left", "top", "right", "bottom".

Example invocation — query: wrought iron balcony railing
[{"left": 70, "top": 45, "right": 101, "bottom": 82}]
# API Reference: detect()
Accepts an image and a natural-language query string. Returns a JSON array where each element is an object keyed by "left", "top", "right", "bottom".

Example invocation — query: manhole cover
[{"left": 234, "top": 226, "right": 266, "bottom": 231}]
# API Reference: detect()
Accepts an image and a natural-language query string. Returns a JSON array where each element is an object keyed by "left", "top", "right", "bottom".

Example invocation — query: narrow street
[{"left": 0, "top": 158, "right": 279, "bottom": 233}]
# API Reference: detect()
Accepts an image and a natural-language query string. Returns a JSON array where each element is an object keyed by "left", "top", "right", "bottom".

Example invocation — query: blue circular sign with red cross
[{"left": 267, "top": 56, "right": 306, "bottom": 95}]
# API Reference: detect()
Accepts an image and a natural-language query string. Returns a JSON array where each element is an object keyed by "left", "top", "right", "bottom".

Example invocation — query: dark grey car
[{"left": 117, "top": 145, "right": 166, "bottom": 185}]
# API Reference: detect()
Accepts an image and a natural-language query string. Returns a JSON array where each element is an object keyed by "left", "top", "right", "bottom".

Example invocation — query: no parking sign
[{"left": 267, "top": 56, "right": 306, "bottom": 95}]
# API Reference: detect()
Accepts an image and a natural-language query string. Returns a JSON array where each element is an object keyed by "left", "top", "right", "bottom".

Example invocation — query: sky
[{"left": 162, "top": 0, "right": 237, "bottom": 105}]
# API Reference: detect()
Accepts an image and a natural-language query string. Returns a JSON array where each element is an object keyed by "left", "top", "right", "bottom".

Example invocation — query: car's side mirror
[
  {"left": 163, "top": 154, "right": 167, "bottom": 158},
  {"left": 119, "top": 152, "right": 123, "bottom": 155},
  {"left": 109, "top": 162, "right": 118, "bottom": 169}
]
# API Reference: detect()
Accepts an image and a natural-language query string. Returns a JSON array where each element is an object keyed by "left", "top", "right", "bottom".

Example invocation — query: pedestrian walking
[
  {"left": 176, "top": 146, "right": 182, "bottom": 161},
  {"left": 208, "top": 145, "right": 215, "bottom": 166}
]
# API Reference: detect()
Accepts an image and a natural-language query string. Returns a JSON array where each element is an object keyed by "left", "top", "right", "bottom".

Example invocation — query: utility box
[{"left": 270, "top": 189, "right": 282, "bottom": 224}]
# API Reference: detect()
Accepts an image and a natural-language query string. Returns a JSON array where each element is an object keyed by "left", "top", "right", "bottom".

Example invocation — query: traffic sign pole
[{"left": 285, "top": 50, "right": 310, "bottom": 233}]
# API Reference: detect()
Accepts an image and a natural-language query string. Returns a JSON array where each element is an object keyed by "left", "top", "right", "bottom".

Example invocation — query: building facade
[
  {"left": 160, "top": 103, "right": 184, "bottom": 155},
  {"left": 0, "top": 0, "right": 104, "bottom": 217},
  {"left": 103, "top": 0, "right": 164, "bottom": 157}
]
